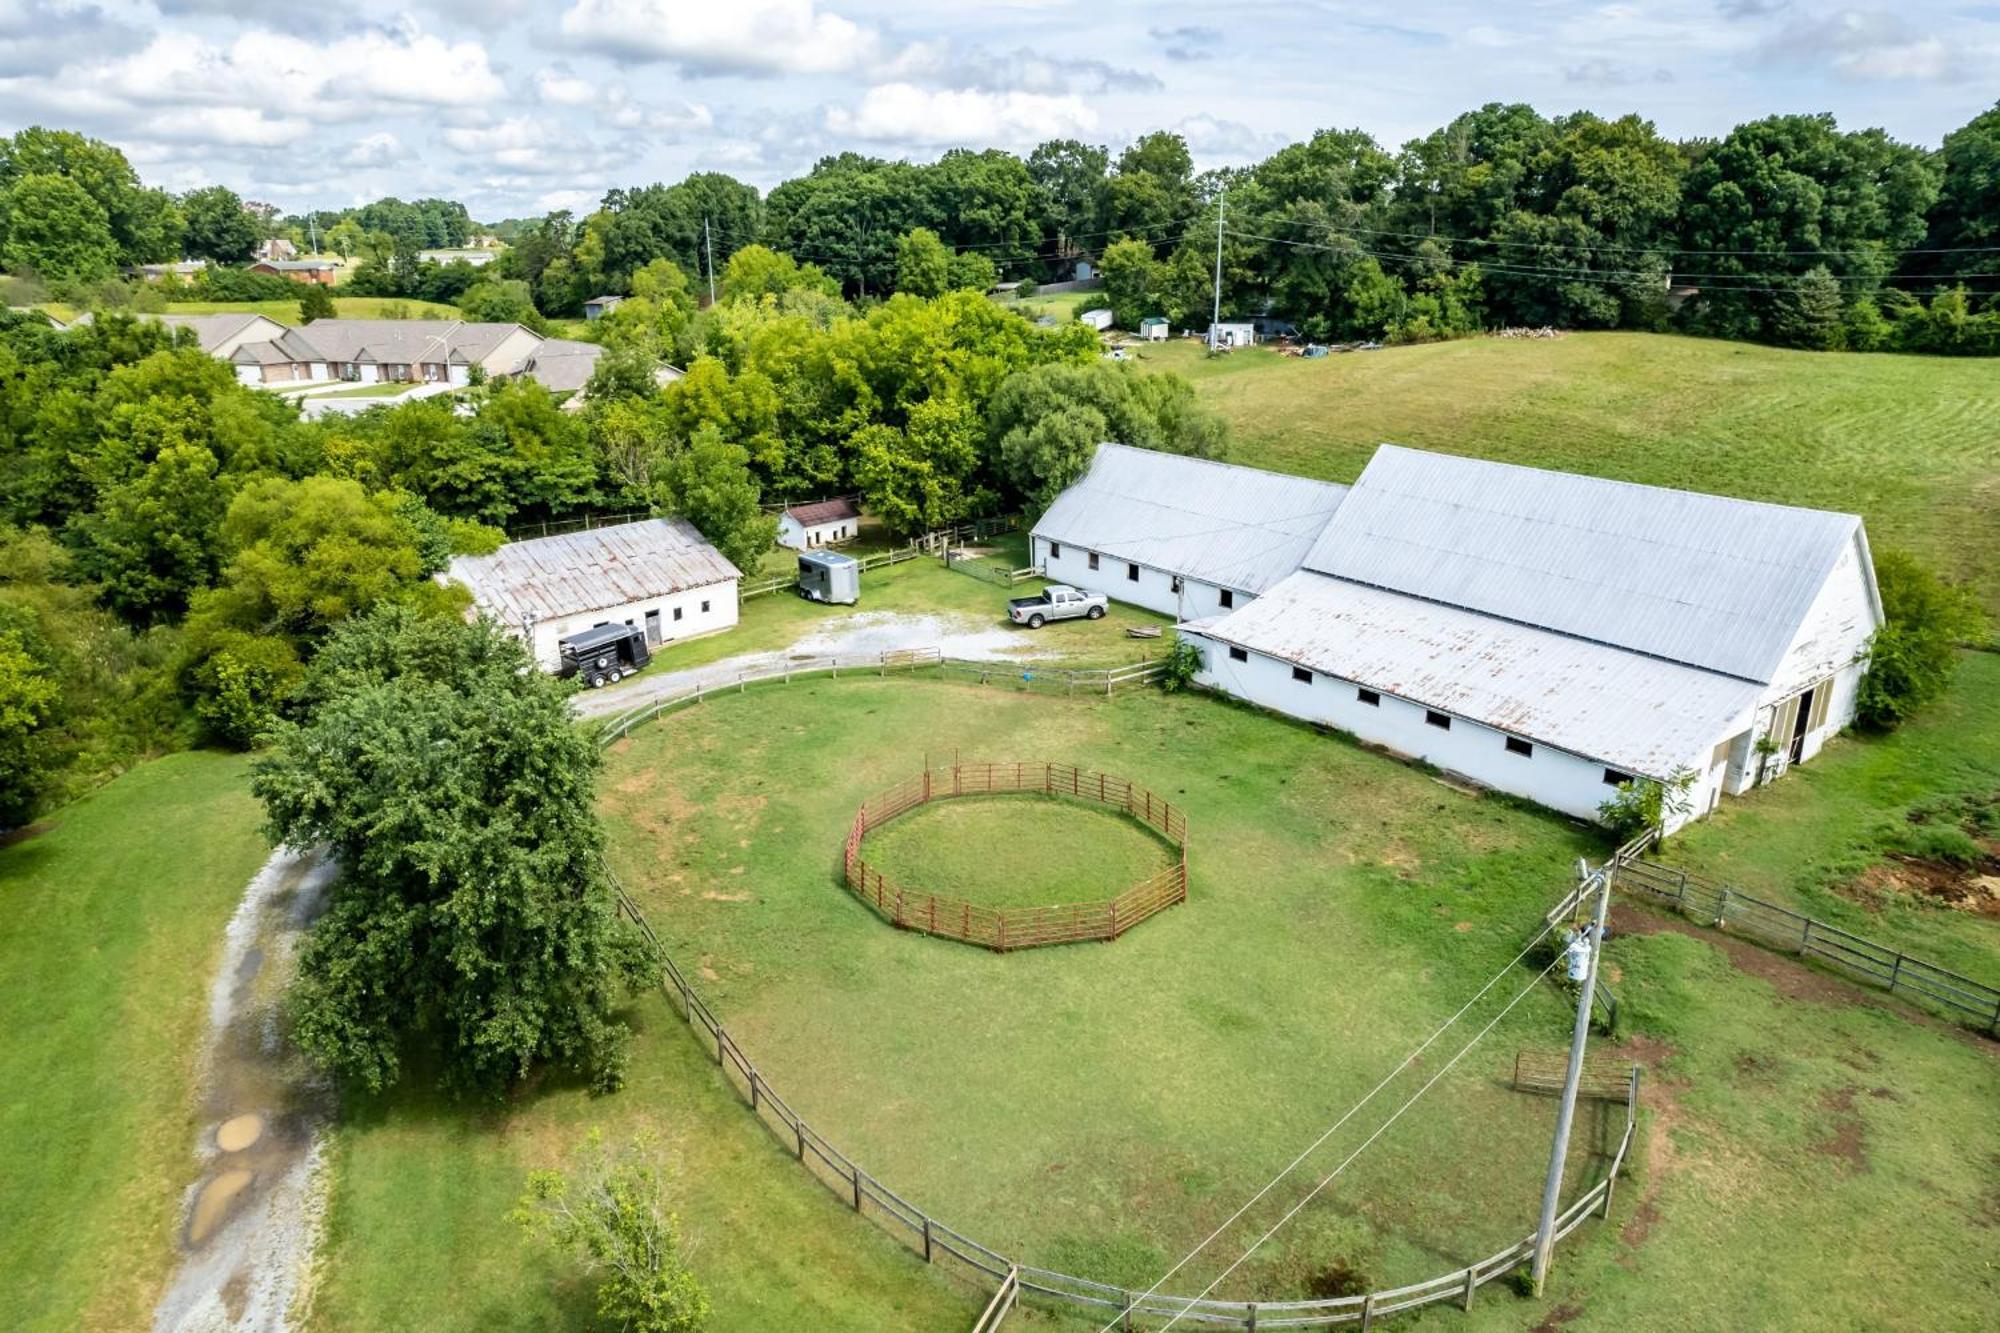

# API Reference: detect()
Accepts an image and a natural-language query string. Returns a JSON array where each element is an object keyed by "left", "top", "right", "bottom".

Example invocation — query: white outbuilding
[
  {"left": 776, "top": 497, "right": 862, "bottom": 550},
  {"left": 446, "top": 518, "right": 742, "bottom": 671},
  {"left": 1078, "top": 308, "right": 1115, "bottom": 331},
  {"left": 1179, "top": 447, "right": 1881, "bottom": 831},
  {"left": 1029, "top": 444, "right": 1349, "bottom": 621}
]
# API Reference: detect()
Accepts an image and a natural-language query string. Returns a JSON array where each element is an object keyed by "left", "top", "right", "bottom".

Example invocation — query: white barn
[
  {"left": 776, "top": 497, "right": 862, "bottom": 550},
  {"left": 1030, "top": 444, "right": 1349, "bottom": 622},
  {"left": 1179, "top": 447, "right": 1881, "bottom": 830},
  {"left": 446, "top": 518, "right": 742, "bottom": 671}
]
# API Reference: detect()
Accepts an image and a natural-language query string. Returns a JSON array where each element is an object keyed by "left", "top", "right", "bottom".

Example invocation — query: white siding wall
[
  {"left": 483, "top": 327, "right": 543, "bottom": 378},
  {"left": 1184, "top": 630, "right": 1717, "bottom": 827},
  {"left": 778, "top": 515, "right": 856, "bottom": 550},
  {"left": 1033, "top": 537, "right": 1246, "bottom": 622},
  {"left": 523, "top": 579, "right": 740, "bottom": 670}
]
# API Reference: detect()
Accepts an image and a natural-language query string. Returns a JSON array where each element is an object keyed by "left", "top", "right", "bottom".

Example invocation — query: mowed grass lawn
[
  {"left": 127, "top": 296, "right": 464, "bottom": 323},
  {"left": 0, "top": 753, "right": 269, "bottom": 1333},
  {"left": 1148, "top": 333, "right": 2000, "bottom": 608}
]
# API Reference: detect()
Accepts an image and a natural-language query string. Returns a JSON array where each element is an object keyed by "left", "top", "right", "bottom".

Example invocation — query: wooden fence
[
  {"left": 1611, "top": 856, "right": 2000, "bottom": 1036},
  {"left": 843, "top": 762, "right": 1190, "bottom": 951},
  {"left": 595, "top": 650, "right": 1168, "bottom": 746},
  {"left": 740, "top": 545, "right": 928, "bottom": 600}
]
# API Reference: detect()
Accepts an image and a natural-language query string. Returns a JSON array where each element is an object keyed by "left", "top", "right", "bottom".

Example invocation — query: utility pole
[
  {"left": 703, "top": 216, "right": 717, "bottom": 305},
  {"left": 1531, "top": 863, "right": 1613, "bottom": 1295},
  {"left": 1208, "top": 188, "right": 1227, "bottom": 352}
]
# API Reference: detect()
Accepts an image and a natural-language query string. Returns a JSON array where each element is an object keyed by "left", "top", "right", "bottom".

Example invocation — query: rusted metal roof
[
  {"left": 1303, "top": 445, "right": 1866, "bottom": 684},
  {"left": 1032, "top": 444, "right": 1348, "bottom": 594},
  {"left": 785, "top": 497, "right": 861, "bottom": 526},
  {"left": 1194, "top": 571, "right": 1761, "bottom": 779},
  {"left": 446, "top": 518, "right": 740, "bottom": 626}
]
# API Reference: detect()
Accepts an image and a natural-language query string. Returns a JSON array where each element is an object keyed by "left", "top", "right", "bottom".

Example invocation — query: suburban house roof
[
  {"left": 446, "top": 518, "right": 742, "bottom": 626},
  {"left": 783, "top": 497, "right": 862, "bottom": 526},
  {"left": 1302, "top": 445, "right": 1868, "bottom": 684},
  {"left": 1032, "top": 443, "right": 1349, "bottom": 595},
  {"left": 522, "top": 338, "right": 604, "bottom": 394},
  {"left": 1192, "top": 571, "right": 1762, "bottom": 780},
  {"left": 147, "top": 312, "right": 287, "bottom": 353},
  {"left": 271, "top": 320, "right": 534, "bottom": 371},
  {"left": 252, "top": 259, "right": 338, "bottom": 272}
]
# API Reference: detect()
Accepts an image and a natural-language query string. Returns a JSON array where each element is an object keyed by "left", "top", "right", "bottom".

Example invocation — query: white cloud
[
  {"left": 339, "top": 132, "right": 407, "bottom": 169},
  {"left": 535, "top": 65, "right": 597, "bottom": 106},
  {"left": 0, "top": 21, "right": 505, "bottom": 147},
  {"left": 825, "top": 83, "right": 1095, "bottom": 145},
  {"left": 557, "top": 0, "right": 879, "bottom": 75},
  {"left": 1759, "top": 9, "right": 1979, "bottom": 81}
]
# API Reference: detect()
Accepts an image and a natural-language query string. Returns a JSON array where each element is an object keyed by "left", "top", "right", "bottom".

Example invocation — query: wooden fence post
[
  {"left": 795, "top": 1122, "right": 805, "bottom": 1160},
  {"left": 749, "top": 1069, "right": 760, "bottom": 1111},
  {"left": 851, "top": 1167, "right": 863, "bottom": 1212},
  {"left": 922, "top": 1216, "right": 933, "bottom": 1263},
  {"left": 1358, "top": 1293, "right": 1375, "bottom": 1331},
  {"left": 1716, "top": 885, "right": 1730, "bottom": 928},
  {"left": 715, "top": 1026, "right": 726, "bottom": 1066},
  {"left": 1462, "top": 1264, "right": 1476, "bottom": 1311},
  {"left": 1800, "top": 916, "right": 1813, "bottom": 954},
  {"left": 1889, "top": 953, "right": 1904, "bottom": 995}
]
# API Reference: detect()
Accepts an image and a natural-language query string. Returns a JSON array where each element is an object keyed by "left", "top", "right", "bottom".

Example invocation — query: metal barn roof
[
  {"left": 1032, "top": 444, "right": 1349, "bottom": 595},
  {"left": 1194, "top": 571, "right": 1762, "bottom": 779},
  {"left": 446, "top": 518, "right": 740, "bottom": 626},
  {"left": 1302, "top": 446, "right": 1866, "bottom": 684}
]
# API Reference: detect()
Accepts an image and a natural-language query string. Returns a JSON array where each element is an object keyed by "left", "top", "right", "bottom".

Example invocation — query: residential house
[
  {"left": 445, "top": 518, "right": 743, "bottom": 670},
  {"left": 130, "top": 260, "right": 208, "bottom": 282},
  {"left": 249, "top": 259, "right": 340, "bottom": 285},
  {"left": 255, "top": 238, "right": 298, "bottom": 262},
  {"left": 225, "top": 320, "right": 543, "bottom": 387},
  {"left": 776, "top": 498, "right": 863, "bottom": 550}
]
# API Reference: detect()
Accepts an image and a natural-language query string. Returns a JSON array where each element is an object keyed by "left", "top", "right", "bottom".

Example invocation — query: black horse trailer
[{"left": 557, "top": 623, "right": 651, "bottom": 687}]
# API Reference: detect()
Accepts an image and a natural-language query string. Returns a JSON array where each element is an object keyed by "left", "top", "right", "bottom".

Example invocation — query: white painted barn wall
[
  {"left": 525, "top": 580, "right": 739, "bottom": 671},
  {"left": 777, "top": 513, "right": 856, "bottom": 550},
  {"left": 1034, "top": 537, "right": 1249, "bottom": 622},
  {"left": 1183, "top": 631, "right": 1728, "bottom": 828}
]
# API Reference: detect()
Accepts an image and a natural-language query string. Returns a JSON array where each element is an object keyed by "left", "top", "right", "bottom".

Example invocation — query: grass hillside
[
  {"left": 1147, "top": 334, "right": 2000, "bottom": 607},
  {"left": 146, "top": 297, "right": 465, "bottom": 323}
]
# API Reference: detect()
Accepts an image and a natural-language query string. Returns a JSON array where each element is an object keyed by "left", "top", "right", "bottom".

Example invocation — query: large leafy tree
[
  {"left": 985, "top": 361, "right": 1227, "bottom": 507},
  {"left": 180, "top": 185, "right": 261, "bottom": 262},
  {"left": 1855, "top": 551, "right": 1989, "bottom": 729},
  {"left": 0, "top": 173, "right": 119, "bottom": 285},
  {"left": 1028, "top": 138, "right": 1110, "bottom": 262},
  {"left": 1907, "top": 100, "right": 2000, "bottom": 282},
  {"left": 254, "top": 607, "right": 646, "bottom": 1095},
  {"left": 1677, "top": 114, "right": 1940, "bottom": 340},
  {"left": 0, "top": 624, "right": 60, "bottom": 828},
  {"left": 894, "top": 226, "right": 953, "bottom": 298},
  {"left": 656, "top": 423, "right": 775, "bottom": 575},
  {"left": 0, "top": 127, "right": 182, "bottom": 265}
]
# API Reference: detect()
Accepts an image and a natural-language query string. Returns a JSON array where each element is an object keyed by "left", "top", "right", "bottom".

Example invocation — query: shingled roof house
[
  {"left": 1038, "top": 443, "right": 1882, "bottom": 830},
  {"left": 777, "top": 497, "right": 863, "bottom": 549}
]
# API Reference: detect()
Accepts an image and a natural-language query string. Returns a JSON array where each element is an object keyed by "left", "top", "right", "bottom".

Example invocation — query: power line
[
  {"left": 1155, "top": 955, "right": 1565, "bottom": 1332},
  {"left": 1099, "top": 917, "right": 1566, "bottom": 1333},
  {"left": 1313, "top": 218, "right": 2000, "bottom": 259}
]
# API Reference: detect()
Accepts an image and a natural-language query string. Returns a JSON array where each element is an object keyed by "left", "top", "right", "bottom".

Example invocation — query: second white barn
[
  {"left": 1029, "top": 444, "right": 1349, "bottom": 621},
  {"left": 777, "top": 497, "right": 862, "bottom": 550},
  {"left": 446, "top": 518, "right": 742, "bottom": 670}
]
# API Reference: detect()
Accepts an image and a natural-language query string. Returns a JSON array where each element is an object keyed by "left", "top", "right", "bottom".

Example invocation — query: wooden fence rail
[
  {"left": 1612, "top": 856, "right": 2000, "bottom": 1036},
  {"left": 843, "top": 762, "right": 1190, "bottom": 951}
]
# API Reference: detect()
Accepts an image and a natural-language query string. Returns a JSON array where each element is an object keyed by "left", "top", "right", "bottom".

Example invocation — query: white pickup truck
[{"left": 1008, "top": 584, "right": 1108, "bottom": 629}]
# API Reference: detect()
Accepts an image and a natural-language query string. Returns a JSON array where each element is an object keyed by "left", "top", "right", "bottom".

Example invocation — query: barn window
[
  {"left": 1603, "top": 768, "right": 1630, "bottom": 787},
  {"left": 1219, "top": 589, "right": 1235, "bottom": 609},
  {"left": 1171, "top": 575, "right": 1184, "bottom": 594},
  {"left": 1425, "top": 710, "right": 1451, "bottom": 730},
  {"left": 1357, "top": 688, "right": 1380, "bottom": 707},
  {"left": 1049, "top": 542, "right": 1061, "bottom": 559},
  {"left": 1505, "top": 737, "right": 1533, "bottom": 757},
  {"left": 673, "top": 607, "right": 683, "bottom": 622},
  {"left": 1087, "top": 552, "right": 1100, "bottom": 571},
  {"left": 1292, "top": 666, "right": 1313, "bottom": 684},
  {"left": 1228, "top": 645, "right": 1248, "bottom": 663},
  {"left": 701, "top": 599, "right": 711, "bottom": 613},
  {"left": 1127, "top": 562, "right": 1140, "bottom": 582}
]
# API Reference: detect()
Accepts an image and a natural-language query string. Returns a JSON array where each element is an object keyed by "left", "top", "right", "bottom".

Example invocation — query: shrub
[
  {"left": 1598, "top": 767, "right": 1696, "bottom": 840},
  {"left": 1158, "top": 639, "right": 1202, "bottom": 692},
  {"left": 1854, "top": 550, "right": 1988, "bottom": 729}
]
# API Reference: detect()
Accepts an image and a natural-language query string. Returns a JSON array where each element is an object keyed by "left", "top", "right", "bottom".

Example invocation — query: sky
[{"left": 0, "top": 1, "right": 1994, "bottom": 219}]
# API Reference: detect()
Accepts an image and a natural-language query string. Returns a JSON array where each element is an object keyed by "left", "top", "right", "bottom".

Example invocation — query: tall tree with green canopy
[
  {"left": 254, "top": 606, "right": 647, "bottom": 1095},
  {"left": 1907, "top": 100, "right": 2000, "bottom": 282},
  {"left": 0, "top": 174, "right": 118, "bottom": 285},
  {"left": 0, "top": 625, "right": 60, "bottom": 829},
  {"left": 0, "top": 126, "right": 182, "bottom": 264},
  {"left": 985, "top": 360, "right": 1226, "bottom": 507},
  {"left": 179, "top": 185, "right": 261, "bottom": 262},
  {"left": 1104, "top": 131, "right": 1199, "bottom": 253},
  {"left": 1028, "top": 138, "right": 1110, "bottom": 263},
  {"left": 894, "top": 226, "right": 953, "bottom": 298},
  {"left": 656, "top": 423, "right": 775, "bottom": 576}
]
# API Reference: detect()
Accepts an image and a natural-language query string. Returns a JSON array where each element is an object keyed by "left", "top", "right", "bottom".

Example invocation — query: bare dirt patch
[
  {"left": 1851, "top": 856, "right": 2000, "bottom": 917},
  {"left": 1608, "top": 1033, "right": 1683, "bottom": 1255},
  {"left": 1811, "top": 1087, "right": 1868, "bottom": 1173},
  {"left": 1534, "top": 1302, "right": 1586, "bottom": 1332},
  {"left": 700, "top": 889, "right": 753, "bottom": 902}
]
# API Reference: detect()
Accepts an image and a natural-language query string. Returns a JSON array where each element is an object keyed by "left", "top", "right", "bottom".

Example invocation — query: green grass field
[
  {"left": 859, "top": 793, "right": 1177, "bottom": 909},
  {"left": 126, "top": 297, "right": 465, "bottom": 323},
  {"left": 0, "top": 753, "right": 269, "bottom": 1333},
  {"left": 1147, "top": 333, "right": 2000, "bottom": 608}
]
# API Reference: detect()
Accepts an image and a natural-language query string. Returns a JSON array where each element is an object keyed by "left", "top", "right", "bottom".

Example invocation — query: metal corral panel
[
  {"left": 447, "top": 518, "right": 741, "bottom": 625},
  {"left": 1200, "top": 571, "right": 1761, "bottom": 778},
  {"left": 1033, "top": 443, "right": 1348, "bottom": 595},
  {"left": 1303, "top": 445, "right": 1864, "bottom": 684}
]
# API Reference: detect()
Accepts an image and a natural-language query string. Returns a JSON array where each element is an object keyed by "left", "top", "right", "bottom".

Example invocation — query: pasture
[{"left": 1144, "top": 333, "right": 2000, "bottom": 607}]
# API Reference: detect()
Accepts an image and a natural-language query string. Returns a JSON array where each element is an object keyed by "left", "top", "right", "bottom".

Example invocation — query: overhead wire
[
  {"left": 1154, "top": 954, "right": 1567, "bottom": 1331},
  {"left": 1096, "top": 916, "right": 1567, "bottom": 1332}
]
